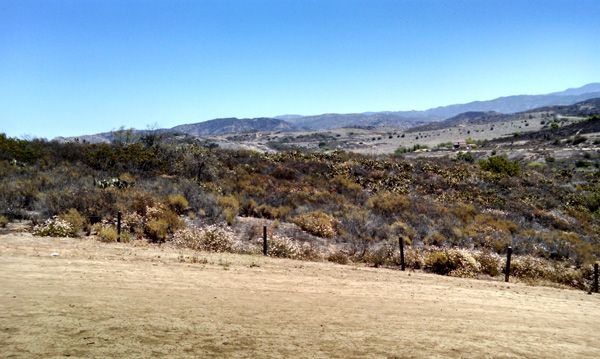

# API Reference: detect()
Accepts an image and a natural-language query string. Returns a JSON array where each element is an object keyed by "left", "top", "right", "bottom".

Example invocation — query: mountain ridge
[
  {"left": 407, "top": 97, "right": 600, "bottom": 133},
  {"left": 56, "top": 83, "right": 600, "bottom": 142},
  {"left": 170, "top": 117, "right": 297, "bottom": 136},
  {"left": 280, "top": 83, "right": 600, "bottom": 130}
]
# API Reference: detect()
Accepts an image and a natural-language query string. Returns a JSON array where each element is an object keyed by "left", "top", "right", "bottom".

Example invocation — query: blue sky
[{"left": 1, "top": 0, "right": 599, "bottom": 139}]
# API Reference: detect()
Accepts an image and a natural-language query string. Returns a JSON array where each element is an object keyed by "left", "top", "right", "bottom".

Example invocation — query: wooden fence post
[
  {"left": 263, "top": 225, "right": 268, "bottom": 256},
  {"left": 117, "top": 211, "right": 122, "bottom": 243},
  {"left": 399, "top": 236, "right": 405, "bottom": 271},
  {"left": 505, "top": 246, "right": 513, "bottom": 283}
]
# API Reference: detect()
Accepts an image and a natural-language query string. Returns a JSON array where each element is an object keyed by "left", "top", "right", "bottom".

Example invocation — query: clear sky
[{"left": 1, "top": 0, "right": 599, "bottom": 139}]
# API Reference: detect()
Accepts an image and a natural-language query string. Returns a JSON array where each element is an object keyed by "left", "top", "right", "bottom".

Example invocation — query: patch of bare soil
[{"left": 1, "top": 233, "right": 599, "bottom": 358}]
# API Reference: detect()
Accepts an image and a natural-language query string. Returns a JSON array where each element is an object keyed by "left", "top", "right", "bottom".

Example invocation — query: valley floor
[{"left": 1, "top": 233, "right": 599, "bottom": 358}]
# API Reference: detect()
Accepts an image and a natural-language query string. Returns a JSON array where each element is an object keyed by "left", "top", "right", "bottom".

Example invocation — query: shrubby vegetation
[
  {"left": 0, "top": 215, "right": 8, "bottom": 228},
  {"left": 33, "top": 217, "right": 74, "bottom": 237},
  {"left": 394, "top": 143, "right": 428, "bottom": 155},
  {"left": 59, "top": 208, "right": 88, "bottom": 236},
  {"left": 1, "top": 132, "right": 599, "bottom": 289},
  {"left": 424, "top": 249, "right": 481, "bottom": 278},
  {"left": 479, "top": 155, "right": 521, "bottom": 176},
  {"left": 94, "top": 224, "right": 121, "bottom": 242},
  {"left": 455, "top": 151, "right": 474, "bottom": 163},
  {"left": 172, "top": 225, "right": 234, "bottom": 252},
  {"left": 291, "top": 211, "right": 339, "bottom": 238},
  {"left": 267, "top": 235, "right": 321, "bottom": 260}
]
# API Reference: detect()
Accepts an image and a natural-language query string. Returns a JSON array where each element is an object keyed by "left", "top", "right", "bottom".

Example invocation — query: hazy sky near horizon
[{"left": 1, "top": 0, "right": 599, "bottom": 139}]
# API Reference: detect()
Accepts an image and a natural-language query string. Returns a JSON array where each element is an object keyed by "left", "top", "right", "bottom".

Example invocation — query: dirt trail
[{"left": 1, "top": 233, "right": 599, "bottom": 358}]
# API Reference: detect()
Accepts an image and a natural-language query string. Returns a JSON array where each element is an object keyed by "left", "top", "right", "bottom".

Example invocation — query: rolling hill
[
  {"left": 170, "top": 117, "right": 297, "bottom": 136},
  {"left": 58, "top": 117, "right": 298, "bottom": 143}
]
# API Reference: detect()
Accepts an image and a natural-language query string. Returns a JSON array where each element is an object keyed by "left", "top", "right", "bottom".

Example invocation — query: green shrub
[
  {"left": 424, "top": 232, "right": 446, "bottom": 246},
  {"left": 363, "top": 245, "right": 396, "bottom": 267},
  {"left": 129, "top": 191, "right": 156, "bottom": 215},
  {"left": 509, "top": 255, "right": 552, "bottom": 280},
  {"left": 167, "top": 194, "right": 189, "bottom": 214},
  {"left": 292, "top": 211, "right": 339, "bottom": 238},
  {"left": 425, "top": 249, "right": 481, "bottom": 278},
  {"left": 327, "top": 250, "right": 350, "bottom": 265},
  {"left": 144, "top": 204, "right": 184, "bottom": 242},
  {"left": 92, "top": 221, "right": 133, "bottom": 242},
  {"left": 395, "top": 144, "right": 428, "bottom": 156},
  {"left": 436, "top": 142, "right": 453, "bottom": 149},
  {"left": 0, "top": 133, "right": 44, "bottom": 163},
  {"left": 425, "top": 250, "right": 452, "bottom": 275},
  {"left": 404, "top": 248, "right": 425, "bottom": 269},
  {"left": 479, "top": 156, "right": 520, "bottom": 176},
  {"left": 581, "top": 189, "right": 600, "bottom": 213},
  {"left": 59, "top": 208, "right": 88, "bottom": 237},
  {"left": 0, "top": 215, "right": 8, "bottom": 228},
  {"left": 95, "top": 225, "right": 119, "bottom": 242},
  {"left": 218, "top": 195, "right": 239, "bottom": 225},
  {"left": 527, "top": 161, "right": 545, "bottom": 169},
  {"left": 241, "top": 200, "right": 291, "bottom": 220},
  {"left": 120, "top": 230, "right": 133, "bottom": 243},
  {"left": 508, "top": 258, "right": 592, "bottom": 289},
  {"left": 367, "top": 192, "right": 410, "bottom": 217},
  {"left": 331, "top": 175, "right": 362, "bottom": 197},
  {"left": 473, "top": 250, "right": 502, "bottom": 276},
  {"left": 456, "top": 151, "right": 474, "bottom": 163},
  {"left": 146, "top": 219, "right": 169, "bottom": 241}
]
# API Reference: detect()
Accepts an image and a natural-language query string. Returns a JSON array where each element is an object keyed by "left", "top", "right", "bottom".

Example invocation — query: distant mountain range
[
  {"left": 58, "top": 83, "right": 600, "bottom": 142},
  {"left": 407, "top": 97, "right": 600, "bottom": 133},
  {"left": 408, "top": 84, "right": 600, "bottom": 119},
  {"left": 283, "top": 82, "right": 600, "bottom": 130}
]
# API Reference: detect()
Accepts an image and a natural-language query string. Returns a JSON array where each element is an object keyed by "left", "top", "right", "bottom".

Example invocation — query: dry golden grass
[{"left": 1, "top": 232, "right": 599, "bottom": 358}]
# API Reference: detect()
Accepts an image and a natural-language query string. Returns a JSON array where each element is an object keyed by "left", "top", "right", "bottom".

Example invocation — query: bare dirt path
[{"left": 1, "top": 233, "right": 599, "bottom": 358}]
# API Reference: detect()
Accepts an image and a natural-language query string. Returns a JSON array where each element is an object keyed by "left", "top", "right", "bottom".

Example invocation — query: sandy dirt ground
[{"left": 1, "top": 232, "right": 599, "bottom": 358}]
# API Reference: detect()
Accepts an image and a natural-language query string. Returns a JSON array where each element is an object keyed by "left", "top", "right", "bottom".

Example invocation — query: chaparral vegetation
[{"left": 1, "top": 126, "right": 599, "bottom": 289}]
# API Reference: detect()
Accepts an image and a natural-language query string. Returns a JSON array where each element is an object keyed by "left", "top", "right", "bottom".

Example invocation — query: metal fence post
[
  {"left": 505, "top": 246, "right": 513, "bottom": 282},
  {"left": 117, "top": 211, "right": 122, "bottom": 243},
  {"left": 399, "top": 236, "right": 405, "bottom": 271},
  {"left": 263, "top": 225, "right": 268, "bottom": 256}
]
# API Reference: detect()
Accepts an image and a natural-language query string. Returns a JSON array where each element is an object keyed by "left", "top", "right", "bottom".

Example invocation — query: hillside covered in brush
[{"left": 2, "top": 128, "right": 600, "bottom": 277}]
